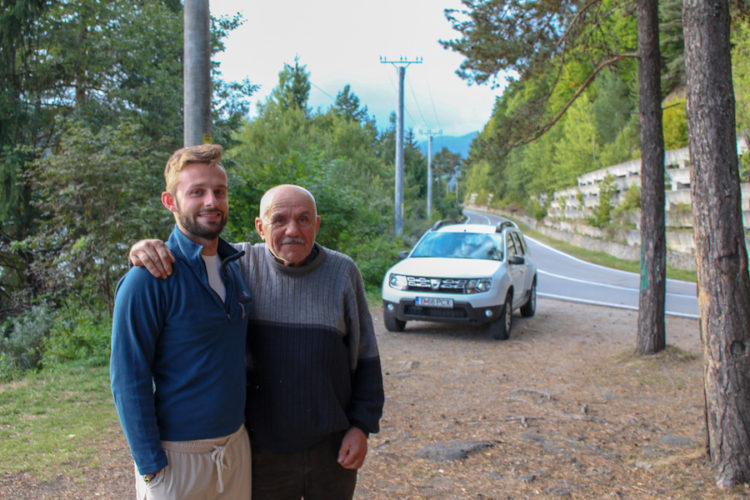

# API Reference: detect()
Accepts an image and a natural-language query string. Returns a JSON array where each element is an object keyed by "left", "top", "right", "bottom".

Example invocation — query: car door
[
  {"left": 510, "top": 231, "right": 533, "bottom": 299},
  {"left": 505, "top": 232, "right": 526, "bottom": 307}
]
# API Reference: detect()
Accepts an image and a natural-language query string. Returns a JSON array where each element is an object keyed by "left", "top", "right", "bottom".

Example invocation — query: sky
[{"left": 209, "top": 0, "right": 504, "bottom": 138}]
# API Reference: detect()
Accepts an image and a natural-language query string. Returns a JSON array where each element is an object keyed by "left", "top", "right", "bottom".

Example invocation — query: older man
[
  {"left": 130, "top": 184, "right": 385, "bottom": 500},
  {"left": 112, "top": 144, "right": 252, "bottom": 500}
]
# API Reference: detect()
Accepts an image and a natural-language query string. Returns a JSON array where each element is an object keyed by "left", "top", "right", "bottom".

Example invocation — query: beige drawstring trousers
[{"left": 134, "top": 424, "right": 251, "bottom": 500}]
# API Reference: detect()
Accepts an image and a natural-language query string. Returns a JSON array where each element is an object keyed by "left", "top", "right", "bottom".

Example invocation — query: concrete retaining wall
[
  {"left": 517, "top": 214, "right": 698, "bottom": 271},
  {"left": 468, "top": 206, "right": 750, "bottom": 271}
]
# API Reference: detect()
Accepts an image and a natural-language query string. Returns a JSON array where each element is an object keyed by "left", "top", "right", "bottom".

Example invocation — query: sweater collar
[{"left": 267, "top": 242, "right": 326, "bottom": 274}]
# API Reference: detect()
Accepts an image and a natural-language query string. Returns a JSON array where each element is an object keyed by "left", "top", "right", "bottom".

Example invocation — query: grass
[
  {"left": 511, "top": 218, "right": 698, "bottom": 283},
  {"left": 366, "top": 287, "right": 383, "bottom": 307},
  {"left": 610, "top": 346, "right": 702, "bottom": 391},
  {"left": 614, "top": 345, "right": 699, "bottom": 365},
  {"left": 0, "top": 362, "right": 118, "bottom": 480}
]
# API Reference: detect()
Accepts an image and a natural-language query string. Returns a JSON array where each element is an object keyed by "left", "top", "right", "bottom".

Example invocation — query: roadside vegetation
[{"left": 455, "top": 1, "right": 750, "bottom": 217}]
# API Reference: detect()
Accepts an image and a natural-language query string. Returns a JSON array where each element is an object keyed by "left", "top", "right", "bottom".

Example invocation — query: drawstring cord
[{"left": 210, "top": 444, "right": 228, "bottom": 493}]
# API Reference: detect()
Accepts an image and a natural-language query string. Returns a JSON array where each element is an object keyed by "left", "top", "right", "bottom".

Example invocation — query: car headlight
[
  {"left": 389, "top": 273, "right": 408, "bottom": 290},
  {"left": 466, "top": 278, "right": 492, "bottom": 294}
]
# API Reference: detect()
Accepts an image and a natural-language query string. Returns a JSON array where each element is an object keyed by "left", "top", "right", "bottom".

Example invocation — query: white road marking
[
  {"left": 538, "top": 269, "right": 696, "bottom": 299},
  {"left": 537, "top": 292, "right": 699, "bottom": 319}
]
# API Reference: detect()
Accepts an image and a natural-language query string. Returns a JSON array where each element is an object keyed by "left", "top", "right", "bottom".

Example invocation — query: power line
[
  {"left": 406, "top": 77, "right": 428, "bottom": 128},
  {"left": 310, "top": 81, "right": 336, "bottom": 102},
  {"left": 425, "top": 79, "right": 443, "bottom": 132}
]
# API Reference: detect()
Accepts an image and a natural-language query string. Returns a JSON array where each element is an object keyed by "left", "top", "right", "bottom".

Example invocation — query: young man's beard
[{"left": 175, "top": 201, "right": 227, "bottom": 240}]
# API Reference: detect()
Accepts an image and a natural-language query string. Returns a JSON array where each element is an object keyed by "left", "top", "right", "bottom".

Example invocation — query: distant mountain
[{"left": 417, "top": 132, "right": 478, "bottom": 158}]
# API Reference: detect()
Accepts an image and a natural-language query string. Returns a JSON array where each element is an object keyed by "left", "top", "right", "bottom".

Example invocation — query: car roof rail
[
  {"left": 495, "top": 220, "right": 517, "bottom": 232},
  {"left": 431, "top": 215, "right": 468, "bottom": 231}
]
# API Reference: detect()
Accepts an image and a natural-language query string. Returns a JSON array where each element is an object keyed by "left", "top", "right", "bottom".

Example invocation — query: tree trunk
[
  {"left": 636, "top": 0, "right": 666, "bottom": 355},
  {"left": 683, "top": 0, "right": 750, "bottom": 488}
]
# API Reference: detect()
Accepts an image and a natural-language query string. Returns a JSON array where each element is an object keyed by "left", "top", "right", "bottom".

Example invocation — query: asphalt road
[{"left": 464, "top": 209, "right": 699, "bottom": 318}]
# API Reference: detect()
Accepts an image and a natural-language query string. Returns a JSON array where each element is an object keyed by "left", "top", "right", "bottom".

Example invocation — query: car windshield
[{"left": 410, "top": 232, "right": 504, "bottom": 261}]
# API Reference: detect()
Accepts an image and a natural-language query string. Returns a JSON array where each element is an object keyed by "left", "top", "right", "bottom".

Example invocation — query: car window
[
  {"left": 515, "top": 232, "right": 529, "bottom": 254},
  {"left": 516, "top": 232, "right": 529, "bottom": 254},
  {"left": 506, "top": 233, "right": 518, "bottom": 257},
  {"left": 411, "top": 232, "right": 503, "bottom": 260},
  {"left": 511, "top": 232, "right": 525, "bottom": 256}
]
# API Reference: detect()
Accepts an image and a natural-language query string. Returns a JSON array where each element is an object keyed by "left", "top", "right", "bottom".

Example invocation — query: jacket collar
[{"left": 167, "top": 225, "right": 241, "bottom": 263}]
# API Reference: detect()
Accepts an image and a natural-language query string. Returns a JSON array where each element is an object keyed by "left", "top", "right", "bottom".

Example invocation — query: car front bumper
[{"left": 383, "top": 299, "right": 505, "bottom": 325}]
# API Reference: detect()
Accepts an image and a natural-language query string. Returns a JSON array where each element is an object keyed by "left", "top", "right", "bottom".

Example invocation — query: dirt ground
[{"left": 3, "top": 298, "right": 750, "bottom": 499}]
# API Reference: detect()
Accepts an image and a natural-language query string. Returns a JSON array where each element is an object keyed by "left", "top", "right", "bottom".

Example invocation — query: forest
[{"left": 455, "top": 0, "right": 750, "bottom": 213}]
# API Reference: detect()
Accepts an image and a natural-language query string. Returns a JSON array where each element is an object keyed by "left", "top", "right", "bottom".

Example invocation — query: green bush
[
  {"left": 588, "top": 174, "right": 617, "bottom": 228},
  {"left": 527, "top": 198, "right": 548, "bottom": 220},
  {"left": 43, "top": 301, "right": 112, "bottom": 367},
  {"left": 741, "top": 153, "right": 750, "bottom": 182},
  {"left": 0, "top": 303, "right": 57, "bottom": 381},
  {"left": 670, "top": 202, "right": 692, "bottom": 214},
  {"left": 348, "top": 235, "right": 407, "bottom": 295}
]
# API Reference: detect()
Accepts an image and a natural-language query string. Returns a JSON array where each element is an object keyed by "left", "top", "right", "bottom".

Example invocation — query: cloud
[{"left": 210, "top": 0, "right": 500, "bottom": 136}]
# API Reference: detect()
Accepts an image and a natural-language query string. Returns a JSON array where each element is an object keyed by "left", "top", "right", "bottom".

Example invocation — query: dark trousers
[{"left": 251, "top": 432, "right": 357, "bottom": 500}]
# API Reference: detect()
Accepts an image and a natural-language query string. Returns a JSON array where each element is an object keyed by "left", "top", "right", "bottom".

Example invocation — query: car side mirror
[
  {"left": 508, "top": 255, "right": 525, "bottom": 265},
  {"left": 397, "top": 250, "right": 410, "bottom": 260}
]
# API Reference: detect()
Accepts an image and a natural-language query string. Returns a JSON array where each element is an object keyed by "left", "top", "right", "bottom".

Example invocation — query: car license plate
[{"left": 416, "top": 296, "right": 454, "bottom": 308}]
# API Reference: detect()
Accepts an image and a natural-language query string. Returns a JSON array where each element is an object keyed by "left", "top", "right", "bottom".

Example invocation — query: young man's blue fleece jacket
[{"left": 110, "top": 226, "right": 252, "bottom": 475}]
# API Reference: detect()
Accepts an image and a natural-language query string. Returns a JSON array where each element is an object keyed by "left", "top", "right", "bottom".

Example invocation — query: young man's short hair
[{"left": 164, "top": 144, "right": 224, "bottom": 193}]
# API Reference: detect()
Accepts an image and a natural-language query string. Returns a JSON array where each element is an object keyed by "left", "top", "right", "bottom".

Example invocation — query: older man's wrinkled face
[{"left": 255, "top": 187, "right": 321, "bottom": 266}]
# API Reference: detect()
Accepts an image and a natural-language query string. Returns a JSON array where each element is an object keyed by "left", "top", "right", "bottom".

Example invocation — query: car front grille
[{"left": 406, "top": 276, "right": 467, "bottom": 293}]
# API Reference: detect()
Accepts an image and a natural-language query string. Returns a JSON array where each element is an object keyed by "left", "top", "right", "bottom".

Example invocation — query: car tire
[
  {"left": 490, "top": 293, "right": 512, "bottom": 340},
  {"left": 520, "top": 278, "right": 537, "bottom": 317},
  {"left": 384, "top": 307, "right": 406, "bottom": 332}
]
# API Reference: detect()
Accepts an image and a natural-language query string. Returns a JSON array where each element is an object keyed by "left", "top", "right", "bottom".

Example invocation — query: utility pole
[
  {"left": 454, "top": 165, "right": 461, "bottom": 203},
  {"left": 428, "top": 134, "right": 433, "bottom": 219},
  {"left": 380, "top": 56, "right": 422, "bottom": 235},
  {"left": 419, "top": 128, "right": 441, "bottom": 220},
  {"left": 184, "top": 0, "right": 211, "bottom": 146}
]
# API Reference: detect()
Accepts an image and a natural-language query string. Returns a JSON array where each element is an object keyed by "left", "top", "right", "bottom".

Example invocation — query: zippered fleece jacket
[
  {"left": 233, "top": 242, "right": 385, "bottom": 453},
  {"left": 111, "top": 226, "right": 252, "bottom": 475}
]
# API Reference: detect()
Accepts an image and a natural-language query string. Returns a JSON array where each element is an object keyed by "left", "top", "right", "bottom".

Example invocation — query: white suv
[{"left": 381, "top": 219, "right": 537, "bottom": 340}]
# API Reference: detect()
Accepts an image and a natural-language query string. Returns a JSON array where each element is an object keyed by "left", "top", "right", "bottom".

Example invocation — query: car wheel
[
  {"left": 520, "top": 278, "right": 537, "bottom": 318},
  {"left": 490, "top": 293, "right": 512, "bottom": 340},
  {"left": 383, "top": 307, "right": 406, "bottom": 332}
]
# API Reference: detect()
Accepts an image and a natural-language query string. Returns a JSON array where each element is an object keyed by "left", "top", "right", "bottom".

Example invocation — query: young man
[
  {"left": 130, "top": 184, "right": 385, "bottom": 500},
  {"left": 111, "top": 144, "right": 252, "bottom": 500}
]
